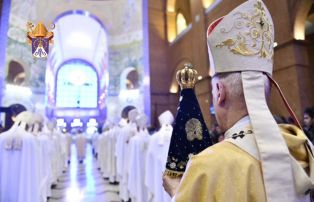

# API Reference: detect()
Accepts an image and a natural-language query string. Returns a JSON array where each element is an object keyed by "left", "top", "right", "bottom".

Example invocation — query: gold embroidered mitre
[
  {"left": 176, "top": 63, "right": 197, "bottom": 89},
  {"left": 207, "top": 0, "right": 274, "bottom": 76}
]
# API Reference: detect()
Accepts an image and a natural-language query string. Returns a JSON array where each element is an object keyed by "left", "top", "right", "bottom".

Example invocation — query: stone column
[
  {"left": 271, "top": 40, "right": 314, "bottom": 119},
  {"left": 0, "top": 0, "right": 11, "bottom": 105}
]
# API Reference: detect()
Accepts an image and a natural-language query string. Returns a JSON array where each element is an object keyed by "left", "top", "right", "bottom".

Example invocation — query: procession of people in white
[
  {"left": 0, "top": 111, "right": 72, "bottom": 202},
  {"left": 93, "top": 109, "right": 175, "bottom": 202},
  {"left": 0, "top": 107, "right": 174, "bottom": 202}
]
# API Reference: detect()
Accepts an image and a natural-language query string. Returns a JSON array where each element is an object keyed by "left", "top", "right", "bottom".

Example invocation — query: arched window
[
  {"left": 56, "top": 60, "right": 98, "bottom": 108},
  {"left": 48, "top": 10, "right": 108, "bottom": 114},
  {"left": 176, "top": 12, "right": 187, "bottom": 35},
  {"left": 6, "top": 60, "right": 25, "bottom": 85},
  {"left": 167, "top": 0, "right": 192, "bottom": 42},
  {"left": 126, "top": 70, "right": 139, "bottom": 90},
  {"left": 294, "top": 1, "right": 313, "bottom": 40},
  {"left": 202, "top": 0, "right": 215, "bottom": 8}
]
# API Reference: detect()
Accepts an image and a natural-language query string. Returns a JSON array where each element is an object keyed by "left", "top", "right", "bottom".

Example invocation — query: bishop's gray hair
[{"left": 215, "top": 72, "right": 271, "bottom": 101}]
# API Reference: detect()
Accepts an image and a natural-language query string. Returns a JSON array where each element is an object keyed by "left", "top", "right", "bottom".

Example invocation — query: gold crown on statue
[{"left": 176, "top": 63, "right": 197, "bottom": 89}]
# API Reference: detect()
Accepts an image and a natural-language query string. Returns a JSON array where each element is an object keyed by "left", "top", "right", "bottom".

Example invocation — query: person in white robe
[
  {"left": 50, "top": 126, "right": 65, "bottom": 180},
  {"left": 127, "top": 113, "right": 150, "bottom": 202},
  {"left": 118, "top": 108, "right": 139, "bottom": 201},
  {"left": 115, "top": 118, "right": 128, "bottom": 180},
  {"left": 97, "top": 119, "right": 115, "bottom": 179},
  {"left": 116, "top": 106, "right": 135, "bottom": 180},
  {"left": 76, "top": 130, "right": 87, "bottom": 163},
  {"left": 100, "top": 120, "right": 113, "bottom": 179},
  {"left": 97, "top": 128, "right": 108, "bottom": 177},
  {"left": 145, "top": 110, "right": 174, "bottom": 202},
  {"left": 43, "top": 120, "right": 60, "bottom": 187},
  {"left": 65, "top": 131, "right": 72, "bottom": 164},
  {"left": 0, "top": 111, "right": 42, "bottom": 202},
  {"left": 57, "top": 129, "right": 68, "bottom": 170},
  {"left": 107, "top": 121, "right": 119, "bottom": 183},
  {"left": 32, "top": 113, "right": 54, "bottom": 201}
]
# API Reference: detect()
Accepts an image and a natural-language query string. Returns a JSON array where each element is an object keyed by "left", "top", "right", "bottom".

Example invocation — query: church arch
[
  {"left": 294, "top": 0, "right": 313, "bottom": 40},
  {"left": 120, "top": 67, "right": 140, "bottom": 91},
  {"left": 6, "top": 60, "right": 25, "bottom": 85}
]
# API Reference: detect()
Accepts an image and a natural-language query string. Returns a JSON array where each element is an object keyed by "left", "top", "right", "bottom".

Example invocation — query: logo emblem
[{"left": 27, "top": 22, "right": 54, "bottom": 58}]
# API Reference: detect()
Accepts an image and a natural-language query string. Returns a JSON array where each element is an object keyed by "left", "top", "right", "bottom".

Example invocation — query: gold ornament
[{"left": 176, "top": 63, "right": 198, "bottom": 89}]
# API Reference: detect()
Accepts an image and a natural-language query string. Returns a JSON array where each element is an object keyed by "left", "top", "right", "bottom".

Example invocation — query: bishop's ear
[{"left": 216, "top": 81, "right": 226, "bottom": 106}]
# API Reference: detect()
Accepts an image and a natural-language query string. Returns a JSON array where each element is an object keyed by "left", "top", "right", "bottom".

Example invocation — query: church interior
[{"left": 0, "top": 0, "right": 313, "bottom": 201}]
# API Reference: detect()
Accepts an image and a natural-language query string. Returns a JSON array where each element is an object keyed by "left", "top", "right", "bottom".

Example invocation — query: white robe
[
  {"left": 0, "top": 125, "right": 42, "bottom": 202},
  {"left": 65, "top": 133, "right": 72, "bottom": 161},
  {"left": 58, "top": 132, "right": 68, "bottom": 169},
  {"left": 108, "top": 126, "right": 119, "bottom": 182},
  {"left": 37, "top": 132, "right": 54, "bottom": 200},
  {"left": 103, "top": 130, "right": 111, "bottom": 178},
  {"left": 128, "top": 129, "right": 150, "bottom": 202},
  {"left": 99, "top": 134, "right": 105, "bottom": 173},
  {"left": 97, "top": 130, "right": 110, "bottom": 178},
  {"left": 76, "top": 133, "right": 87, "bottom": 160},
  {"left": 145, "top": 125, "right": 173, "bottom": 202},
  {"left": 105, "top": 129, "right": 114, "bottom": 179},
  {"left": 48, "top": 132, "right": 58, "bottom": 185},
  {"left": 116, "top": 127, "right": 125, "bottom": 179},
  {"left": 50, "top": 131, "right": 64, "bottom": 183},
  {"left": 115, "top": 122, "right": 137, "bottom": 201},
  {"left": 115, "top": 119, "right": 128, "bottom": 178}
]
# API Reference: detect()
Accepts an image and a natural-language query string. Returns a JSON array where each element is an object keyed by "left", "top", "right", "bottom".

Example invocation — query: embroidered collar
[{"left": 224, "top": 116, "right": 251, "bottom": 139}]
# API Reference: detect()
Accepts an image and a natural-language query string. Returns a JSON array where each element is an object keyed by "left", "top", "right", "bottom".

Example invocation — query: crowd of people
[
  {"left": 0, "top": 111, "right": 71, "bottom": 202},
  {"left": 0, "top": 1, "right": 313, "bottom": 201},
  {"left": 93, "top": 107, "right": 174, "bottom": 202},
  {"left": 0, "top": 104, "right": 313, "bottom": 202},
  {"left": 272, "top": 107, "right": 314, "bottom": 146}
]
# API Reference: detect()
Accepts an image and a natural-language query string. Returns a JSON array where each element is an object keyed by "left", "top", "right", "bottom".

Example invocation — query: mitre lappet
[{"left": 164, "top": 63, "right": 213, "bottom": 178}]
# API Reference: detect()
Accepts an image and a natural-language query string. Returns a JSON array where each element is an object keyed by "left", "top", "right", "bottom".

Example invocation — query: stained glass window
[
  {"left": 202, "top": 0, "right": 215, "bottom": 8},
  {"left": 176, "top": 12, "right": 187, "bottom": 35},
  {"left": 56, "top": 60, "right": 98, "bottom": 108}
]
